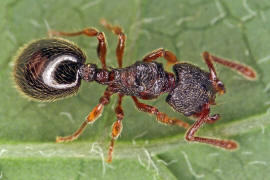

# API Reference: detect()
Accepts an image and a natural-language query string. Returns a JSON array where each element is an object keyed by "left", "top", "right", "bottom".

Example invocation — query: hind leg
[
  {"left": 100, "top": 19, "right": 126, "bottom": 68},
  {"left": 56, "top": 89, "right": 113, "bottom": 143},
  {"left": 49, "top": 27, "right": 107, "bottom": 69}
]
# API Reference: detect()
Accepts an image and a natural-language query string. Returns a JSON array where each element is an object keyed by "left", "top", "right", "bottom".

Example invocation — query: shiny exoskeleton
[{"left": 13, "top": 19, "right": 257, "bottom": 162}]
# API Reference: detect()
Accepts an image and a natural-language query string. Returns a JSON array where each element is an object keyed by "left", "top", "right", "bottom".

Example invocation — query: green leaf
[{"left": 1, "top": 0, "right": 270, "bottom": 179}]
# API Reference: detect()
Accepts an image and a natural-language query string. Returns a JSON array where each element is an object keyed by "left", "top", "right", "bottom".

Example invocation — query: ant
[{"left": 13, "top": 19, "right": 257, "bottom": 162}]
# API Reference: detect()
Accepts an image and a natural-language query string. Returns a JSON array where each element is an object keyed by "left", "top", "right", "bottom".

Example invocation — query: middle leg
[
  {"left": 142, "top": 48, "right": 179, "bottom": 67},
  {"left": 132, "top": 96, "right": 189, "bottom": 129},
  {"left": 107, "top": 94, "right": 124, "bottom": 162}
]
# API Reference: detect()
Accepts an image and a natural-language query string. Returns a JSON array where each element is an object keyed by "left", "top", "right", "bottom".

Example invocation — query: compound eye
[
  {"left": 13, "top": 38, "right": 86, "bottom": 101},
  {"left": 216, "top": 80, "right": 226, "bottom": 95}
]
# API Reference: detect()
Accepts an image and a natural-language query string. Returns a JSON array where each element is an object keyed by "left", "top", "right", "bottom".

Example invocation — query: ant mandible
[{"left": 13, "top": 19, "right": 257, "bottom": 162}]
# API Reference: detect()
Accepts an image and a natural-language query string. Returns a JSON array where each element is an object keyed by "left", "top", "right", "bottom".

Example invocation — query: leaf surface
[{"left": 1, "top": 0, "right": 270, "bottom": 179}]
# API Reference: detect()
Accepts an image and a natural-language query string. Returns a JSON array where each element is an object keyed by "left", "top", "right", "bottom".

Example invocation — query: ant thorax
[
  {"left": 79, "top": 61, "right": 175, "bottom": 100},
  {"left": 106, "top": 62, "right": 174, "bottom": 99}
]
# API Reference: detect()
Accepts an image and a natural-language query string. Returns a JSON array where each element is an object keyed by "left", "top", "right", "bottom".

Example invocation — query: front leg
[{"left": 185, "top": 104, "right": 237, "bottom": 149}]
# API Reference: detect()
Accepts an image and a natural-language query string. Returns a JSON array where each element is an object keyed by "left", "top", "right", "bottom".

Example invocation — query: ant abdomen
[{"left": 13, "top": 38, "right": 86, "bottom": 101}]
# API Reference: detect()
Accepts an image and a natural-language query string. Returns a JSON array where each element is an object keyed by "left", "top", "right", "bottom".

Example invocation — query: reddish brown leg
[
  {"left": 56, "top": 89, "right": 113, "bottom": 143},
  {"left": 49, "top": 28, "right": 107, "bottom": 69},
  {"left": 100, "top": 19, "right": 126, "bottom": 68},
  {"left": 107, "top": 94, "right": 124, "bottom": 162},
  {"left": 132, "top": 96, "right": 189, "bottom": 129},
  {"left": 202, "top": 52, "right": 257, "bottom": 92},
  {"left": 185, "top": 104, "right": 237, "bottom": 149},
  {"left": 142, "top": 48, "right": 179, "bottom": 66}
]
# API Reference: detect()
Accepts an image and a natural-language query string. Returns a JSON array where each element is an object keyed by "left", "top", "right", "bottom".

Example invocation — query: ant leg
[
  {"left": 142, "top": 48, "right": 179, "bottom": 66},
  {"left": 132, "top": 96, "right": 189, "bottom": 129},
  {"left": 49, "top": 28, "right": 107, "bottom": 69},
  {"left": 107, "top": 94, "right": 124, "bottom": 162},
  {"left": 186, "top": 104, "right": 237, "bottom": 149},
  {"left": 56, "top": 89, "right": 113, "bottom": 143},
  {"left": 203, "top": 51, "right": 256, "bottom": 82},
  {"left": 100, "top": 19, "right": 126, "bottom": 68}
]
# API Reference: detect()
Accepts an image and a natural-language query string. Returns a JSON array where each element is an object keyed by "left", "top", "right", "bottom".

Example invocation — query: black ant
[{"left": 13, "top": 19, "right": 257, "bottom": 162}]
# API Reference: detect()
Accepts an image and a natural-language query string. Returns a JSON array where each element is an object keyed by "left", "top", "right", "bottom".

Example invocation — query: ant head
[{"left": 13, "top": 38, "right": 86, "bottom": 101}]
